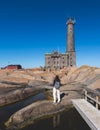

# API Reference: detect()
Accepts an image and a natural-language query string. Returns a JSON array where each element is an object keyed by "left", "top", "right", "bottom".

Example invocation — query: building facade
[{"left": 45, "top": 18, "right": 76, "bottom": 70}]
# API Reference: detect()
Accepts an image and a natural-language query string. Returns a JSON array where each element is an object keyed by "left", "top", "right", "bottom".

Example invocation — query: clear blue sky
[{"left": 0, "top": 0, "right": 100, "bottom": 68}]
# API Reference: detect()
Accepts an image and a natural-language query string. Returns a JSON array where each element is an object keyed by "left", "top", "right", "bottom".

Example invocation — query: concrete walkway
[{"left": 72, "top": 99, "right": 100, "bottom": 130}]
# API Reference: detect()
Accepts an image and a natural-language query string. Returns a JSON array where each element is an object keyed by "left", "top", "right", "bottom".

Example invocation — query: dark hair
[
  {"left": 55, "top": 75, "right": 60, "bottom": 81},
  {"left": 53, "top": 75, "right": 60, "bottom": 85}
]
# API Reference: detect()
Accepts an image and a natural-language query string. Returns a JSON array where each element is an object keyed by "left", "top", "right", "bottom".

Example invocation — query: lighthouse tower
[
  {"left": 45, "top": 18, "right": 76, "bottom": 70},
  {"left": 66, "top": 18, "right": 76, "bottom": 67}
]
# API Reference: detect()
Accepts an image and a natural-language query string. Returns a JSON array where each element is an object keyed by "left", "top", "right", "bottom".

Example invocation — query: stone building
[{"left": 45, "top": 18, "right": 76, "bottom": 70}]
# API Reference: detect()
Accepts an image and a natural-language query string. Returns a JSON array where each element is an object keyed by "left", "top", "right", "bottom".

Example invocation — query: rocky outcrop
[
  {"left": 5, "top": 100, "right": 68, "bottom": 129},
  {"left": 0, "top": 65, "right": 100, "bottom": 129},
  {"left": 58, "top": 65, "right": 100, "bottom": 90},
  {"left": 5, "top": 82, "right": 83, "bottom": 129},
  {"left": 0, "top": 66, "right": 100, "bottom": 90},
  {"left": 0, "top": 80, "right": 48, "bottom": 107}
]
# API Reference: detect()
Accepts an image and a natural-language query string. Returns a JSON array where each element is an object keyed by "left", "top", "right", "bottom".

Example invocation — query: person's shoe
[{"left": 57, "top": 100, "right": 61, "bottom": 103}]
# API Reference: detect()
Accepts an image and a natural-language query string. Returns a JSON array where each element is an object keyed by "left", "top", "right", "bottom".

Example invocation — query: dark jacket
[{"left": 53, "top": 75, "right": 61, "bottom": 88}]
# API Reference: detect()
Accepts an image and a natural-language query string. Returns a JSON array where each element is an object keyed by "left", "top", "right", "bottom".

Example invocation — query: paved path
[{"left": 72, "top": 99, "right": 100, "bottom": 130}]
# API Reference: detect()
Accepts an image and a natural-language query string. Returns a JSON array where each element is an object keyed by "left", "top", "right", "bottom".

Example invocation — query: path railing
[{"left": 84, "top": 87, "right": 100, "bottom": 109}]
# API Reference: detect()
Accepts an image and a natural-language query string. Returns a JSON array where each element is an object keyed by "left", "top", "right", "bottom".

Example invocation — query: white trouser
[{"left": 53, "top": 87, "right": 60, "bottom": 103}]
